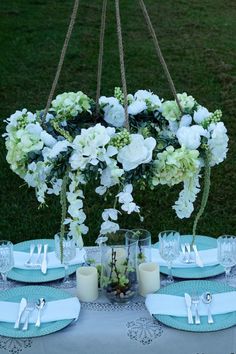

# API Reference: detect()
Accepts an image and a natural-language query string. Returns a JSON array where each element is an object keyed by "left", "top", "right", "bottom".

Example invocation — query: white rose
[
  {"left": 193, "top": 106, "right": 211, "bottom": 124},
  {"left": 117, "top": 134, "right": 156, "bottom": 171},
  {"left": 179, "top": 114, "right": 192, "bottom": 127},
  {"left": 103, "top": 104, "right": 125, "bottom": 127},
  {"left": 134, "top": 90, "right": 162, "bottom": 109},
  {"left": 176, "top": 125, "right": 209, "bottom": 150},
  {"left": 99, "top": 96, "right": 119, "bottom": 107},
  {"left": 128, "top": 100, "right": 147, "bottom": 115},
  {"left": 40, "top": 130, "right": 57, "bottom": 147}
]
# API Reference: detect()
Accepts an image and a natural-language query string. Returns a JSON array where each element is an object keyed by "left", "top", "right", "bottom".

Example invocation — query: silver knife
[
  {"left": 192, "top": 244, "right": 204, "bottom": 267},
  {"left": 14, "top": 297, "right": 27, "bottom": 329},
  {"left": 41, "top": 244, "right": 48, "bottom": 274},
  {"left": 184, "top": 293, "right": 194, "bottom": 324}
]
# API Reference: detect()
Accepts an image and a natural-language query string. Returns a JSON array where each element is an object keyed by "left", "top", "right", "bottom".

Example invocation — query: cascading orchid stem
[
  {"left": 60, "top": 171, "right": 69, "bottom": 263},
  {"left": 191, "top": 149, "right": 211, "bottom": 246}
]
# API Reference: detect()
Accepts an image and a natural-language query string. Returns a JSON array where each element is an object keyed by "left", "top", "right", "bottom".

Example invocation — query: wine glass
[
  {"left": 159, "top": 230, "right": 180, "bottom": 285},
  {"left": 0, "top": 240, "right": 14, "bottom": 289},
  {"left": 54, "top": 234, "right": 76, "bottom": 286},
  {"left": 217, "top": 235, "right": 236, "bottom": 285}
]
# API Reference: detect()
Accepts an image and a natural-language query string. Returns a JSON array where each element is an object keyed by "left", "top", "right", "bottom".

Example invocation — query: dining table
[{"left": 0, "top": 246, "right": 235, "bottom": 354}]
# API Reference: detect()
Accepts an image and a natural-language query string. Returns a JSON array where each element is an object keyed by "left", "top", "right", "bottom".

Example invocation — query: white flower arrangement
[{"left": 3, "top": 88, "right": 229, "bottom": 244}]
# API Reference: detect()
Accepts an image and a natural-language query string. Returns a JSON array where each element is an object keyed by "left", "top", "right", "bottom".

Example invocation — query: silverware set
[
  {"left": 14, "top": 297, "right": 46, "bottom": 330},
  {"left": 184, "top": 292, "right": 214, "bottom": 325},
  {"left": 25, "top": 243, "right": 48, "bottom": 274},
  {"left": 181, "top": 243, "right": 203, "bottom": 267}
]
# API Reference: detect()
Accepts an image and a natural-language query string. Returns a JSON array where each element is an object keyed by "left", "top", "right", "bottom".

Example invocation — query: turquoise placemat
[{"left": 153, "top": 280, "right": 236, "bottom": 332}]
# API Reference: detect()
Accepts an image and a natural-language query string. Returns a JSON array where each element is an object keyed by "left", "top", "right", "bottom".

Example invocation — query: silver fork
[
  {"left": 185, "top": 243, "right": 195, "bottom": 264},
  {"left": 191, "top": 295, "right": 201, "bottom": 324},
  {"left": 181, "top": 244, "right": 187, "bottom": 262},
  {"left": 35, "top": 244, "right": 42, "bottom": 265},
  {"left": 22, "top": 302, "right": 35, "bottom": 331},
  {"left": 25, "top": 244, "right": 36, "bottom": 266}
]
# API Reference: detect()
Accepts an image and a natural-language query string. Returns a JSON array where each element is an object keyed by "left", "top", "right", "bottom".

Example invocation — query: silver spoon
[
  {"left": 35, "top": 298, "right": 46, "bottom": 327},
  {"left": 202, "top": 292, "right": 214, "bottom": 324}
]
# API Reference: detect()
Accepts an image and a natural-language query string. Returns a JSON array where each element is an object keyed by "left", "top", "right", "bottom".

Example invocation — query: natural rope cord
[
  {"left": 42, "top": 0, "right": 80, "bottom": 123},
  {"left": 96, "top": 0, "right": 107, "bottom": 115},
  {"left": 138, "top": 0, "right": 183, "bottom": 113},
  {"left": 115, "top": 0, "right": 130, "bottom": 131}
]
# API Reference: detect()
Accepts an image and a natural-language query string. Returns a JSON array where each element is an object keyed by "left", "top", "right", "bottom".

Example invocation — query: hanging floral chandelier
[{"left": 3, "top": 0, "right": 228, "bottom": 246}]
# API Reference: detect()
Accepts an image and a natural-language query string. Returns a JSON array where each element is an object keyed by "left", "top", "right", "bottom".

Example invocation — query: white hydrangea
[
  {"left": 51, "top": 91, "right": 91, "bottom": 119},
  {"left": 152, "top": 146, "right": 200, "bottom": 187}
]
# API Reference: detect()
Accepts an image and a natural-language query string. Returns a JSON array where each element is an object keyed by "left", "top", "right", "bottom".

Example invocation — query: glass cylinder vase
[
  {"left": 126, "top": 229, "right": 152, "bottom": 266},
  {"left": 99, "top": 229, "right": 138, "bottom": 304}
]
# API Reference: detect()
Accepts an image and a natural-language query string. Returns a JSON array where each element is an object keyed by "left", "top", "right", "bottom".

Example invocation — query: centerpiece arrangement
[
  {"left": 2, "top": 0, "right": 229, "bottom": 253},
  {"left": 3, "top": 88, "right": 228, "bottom": 246}
]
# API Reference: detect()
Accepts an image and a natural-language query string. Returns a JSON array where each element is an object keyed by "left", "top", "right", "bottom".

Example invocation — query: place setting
[
  {"left": 4, "top": 237, "right": 87, "bottom": 284},
  {"left": 141, "top": 232, "right": 236, "bottom": 332},
  {"left": 151, "top": 231, "right": 225, "bottom": 280},
  {"left": 0, "top": 285, "right": 81, "bottom": 338}
]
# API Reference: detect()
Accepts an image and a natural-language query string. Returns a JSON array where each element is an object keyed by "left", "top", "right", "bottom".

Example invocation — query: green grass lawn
[{"left": 0, "top": 0, "right": 236, "bottom": 245}]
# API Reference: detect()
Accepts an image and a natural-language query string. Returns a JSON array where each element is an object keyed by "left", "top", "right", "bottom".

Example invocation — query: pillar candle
[
  {"left": 138, "top": 262, "right": 160, "bottom": 297},
  {"left": 76, "top": 266, "right": 98, "bottom": 302}
]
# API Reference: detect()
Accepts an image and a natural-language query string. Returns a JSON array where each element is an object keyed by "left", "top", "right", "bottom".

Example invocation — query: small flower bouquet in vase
[{"left": 98, "top": 229, "right": 137, "bottom": 303}]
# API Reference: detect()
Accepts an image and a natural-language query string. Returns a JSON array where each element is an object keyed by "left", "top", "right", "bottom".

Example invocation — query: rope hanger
[{"left": 42, "top": 0, "right": 183, "bottom": 126}]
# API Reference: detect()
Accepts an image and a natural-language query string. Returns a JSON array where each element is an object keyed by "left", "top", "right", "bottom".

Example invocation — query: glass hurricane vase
[{"left": 98, "top": 229, "right": 138, "bottom": 304}]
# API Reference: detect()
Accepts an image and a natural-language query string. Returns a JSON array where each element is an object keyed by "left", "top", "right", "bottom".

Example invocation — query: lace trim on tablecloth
[{"left": 0, "top": 337, "right": 32, "bottom": 354}]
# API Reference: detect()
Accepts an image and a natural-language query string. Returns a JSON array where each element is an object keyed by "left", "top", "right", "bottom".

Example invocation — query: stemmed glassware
[
  {"left": 0, "top": 240, "right": 14, "bottom": 289},
  {"left": 54, "top": 234, "right": 76, "bottom": 286},
  {"left": 159, "top": 230, "right": 180, "bottom": 285},
  {"left": 217, "top": 235, "right": 236, "bottom": 285}
]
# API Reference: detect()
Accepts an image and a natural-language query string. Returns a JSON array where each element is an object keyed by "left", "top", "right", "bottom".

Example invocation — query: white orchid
[
  {"left": 102, "top": 208, "right": 119, "bottom": 221},
  {"left": 208, "top": 122, "right": 228, "bottom": 166},
  {"left": 173, "top": 174, "right": 200, "bottom": 218},
  {"left": 100, "top": 220, "right": 120, "bottom": 235}
]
